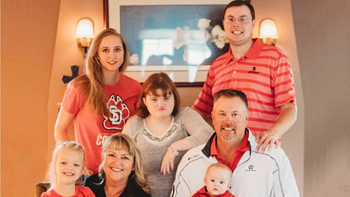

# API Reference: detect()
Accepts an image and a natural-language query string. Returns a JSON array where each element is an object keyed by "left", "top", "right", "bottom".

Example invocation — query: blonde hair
[
  {"left": 46, "top": 141, "right": 85, "bottom": 190},
  {"left": 205, "top": 163, "right": 232, "bottom": 180},
  {"left": 75, "top": 28, "right": 130, "bottom": 117},
  {"left": 98, "top": 133, "right": 149, "bottom": 190}
]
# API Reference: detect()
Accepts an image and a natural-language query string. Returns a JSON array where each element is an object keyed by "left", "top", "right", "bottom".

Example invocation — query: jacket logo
[
  {"left": 103, "top": 95, "right": 130, "bottom": 130},
  {"left": 188, "top": 154, "right": 200, "bottom": 161},
  {"left": 245, "top": 164, "right": 257, "bottom": 172}
]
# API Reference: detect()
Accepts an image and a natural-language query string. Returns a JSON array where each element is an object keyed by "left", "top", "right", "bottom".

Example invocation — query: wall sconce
[
  {"left": 76, "top": 18, "right": 94, "bottom": 57},
  {"left": 259, "top": 19, "right": 278, "bottom": 46}
]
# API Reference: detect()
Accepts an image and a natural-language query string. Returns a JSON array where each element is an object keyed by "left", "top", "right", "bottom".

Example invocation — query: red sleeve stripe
[
  {"left": 275, "top": 97, "right": 296, "bottom": 107},
  {"left": 275, "top": 80, "right": 294, "bottom": 88},
  {"left": 276, "top": 71, "right": 293, "bottom": 78},
  {"left": 275, "top": 88, "right": 294, "bottom": 97},
  {"left": 197, "top": 97, "right": 213, "bottom": 107}
]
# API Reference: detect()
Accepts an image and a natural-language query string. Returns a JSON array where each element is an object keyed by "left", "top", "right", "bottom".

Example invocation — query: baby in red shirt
[{"left": 192, "top": 163, "right": 235, "bottom": 197}]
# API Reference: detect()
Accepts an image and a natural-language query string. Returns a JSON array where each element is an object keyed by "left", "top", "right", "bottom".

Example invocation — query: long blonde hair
[
  {"left": 75, "top": 28, "right": 130, "bottom": 117},
  {"left": 46, "top": 141, "right": 85, "bottom": 190},
  {"left": 98, "top": 134, "right": 149, "bottom": 190}
]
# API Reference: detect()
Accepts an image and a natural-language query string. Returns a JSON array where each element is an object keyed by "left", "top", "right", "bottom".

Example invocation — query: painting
[{"left": 104, "top": 0, "right": 234, "bottom": 86}]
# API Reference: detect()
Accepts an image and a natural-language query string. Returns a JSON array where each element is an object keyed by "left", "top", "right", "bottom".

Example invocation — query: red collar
[{"left": 224, "top": 38, "right": 264, "bottom": 64}]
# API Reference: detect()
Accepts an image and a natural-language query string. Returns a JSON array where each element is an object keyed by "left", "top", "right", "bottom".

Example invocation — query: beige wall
[
  {"left": 291, "top": 0, "right": 350, "bottom": 196},
  {"left": 1, "top": 0, "right": 60, "bottom": 196},
  {"left": 47, "top": 0, "right": 104, "bottom": 165}
]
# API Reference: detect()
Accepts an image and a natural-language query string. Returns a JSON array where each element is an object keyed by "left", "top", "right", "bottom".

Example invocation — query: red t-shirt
[
  {"left": 61, "top": 74, "right": 141, "bottom": 173},
  {"left": 41, "top": 185, "right": 95, "bottom": 197}
]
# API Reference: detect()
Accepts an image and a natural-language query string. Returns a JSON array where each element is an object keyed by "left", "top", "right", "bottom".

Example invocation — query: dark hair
[
  {"left": 214, "top": 89, "right": 248, "bottom": 110},
  {"left": 136, "top": 72, "right": 181, "bottom": 118},
  {"left": 223, "top": 0, "right": 255, "bottom": 21}
]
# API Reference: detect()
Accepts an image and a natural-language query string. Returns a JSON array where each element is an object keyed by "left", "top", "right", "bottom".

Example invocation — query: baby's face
[{"left": 204, "top": 167, "right": 231, "bottom": 196}]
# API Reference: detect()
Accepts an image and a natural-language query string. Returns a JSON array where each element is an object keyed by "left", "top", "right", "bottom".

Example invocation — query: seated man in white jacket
[{"left": 171, "top": 89, "right": 299, "bottom": 197}]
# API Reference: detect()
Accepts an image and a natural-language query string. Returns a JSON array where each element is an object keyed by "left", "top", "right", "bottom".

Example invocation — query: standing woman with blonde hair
[{"left": 55, "top": 28, "right": 141, "bottom": 175}]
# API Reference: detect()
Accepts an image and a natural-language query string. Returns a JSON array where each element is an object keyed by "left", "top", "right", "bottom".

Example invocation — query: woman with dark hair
[
  {"left": 122, "top": 72, "right": 213, "bottom": 197},
  {"left": 85, "top": 133, "right": 151, "bottom": 197},
  {"left": 55, "top": 28, "right": 141, "bottom": 175}
]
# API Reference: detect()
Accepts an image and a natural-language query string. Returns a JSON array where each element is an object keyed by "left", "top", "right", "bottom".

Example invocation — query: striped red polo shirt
[{"left": 193, "top": 39, "right": 296, "bottom": 133}]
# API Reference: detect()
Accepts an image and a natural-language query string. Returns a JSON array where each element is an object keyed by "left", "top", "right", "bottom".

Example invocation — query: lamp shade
[
  {"left": 76, "top": 18, "right": 94, "bottom": 38},
  {"left": 259, "top": 19, "right": 278, "bottom": 39}
]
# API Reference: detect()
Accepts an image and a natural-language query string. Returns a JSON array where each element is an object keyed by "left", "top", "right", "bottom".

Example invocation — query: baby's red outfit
[{"left": 192, "top": 186, "right": 236, "bottom": 197}]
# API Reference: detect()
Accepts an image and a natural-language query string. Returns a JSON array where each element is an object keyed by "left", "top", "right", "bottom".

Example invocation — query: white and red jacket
[{"left": 171, "top": 129, "right": 300, "bottom": 197}]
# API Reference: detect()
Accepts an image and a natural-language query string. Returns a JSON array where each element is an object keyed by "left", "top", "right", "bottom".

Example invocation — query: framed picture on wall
[{"left": 103, "top": 0, "right": 237, "bottom": 87}]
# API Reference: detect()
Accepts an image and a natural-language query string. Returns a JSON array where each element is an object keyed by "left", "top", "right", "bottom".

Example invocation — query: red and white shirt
[
  {"left": 62, "top": 74, "right": 141, "bottom": 174},
  {"left": 193, "top": 39, "right": 296, "bottom": 133}
]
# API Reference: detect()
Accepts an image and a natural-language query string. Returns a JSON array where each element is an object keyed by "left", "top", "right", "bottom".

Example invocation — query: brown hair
[
  {"left": 223, "top": 0, "right": 255, "bottom": 20},
  {"left": 214, "top": 89, "right": 248, "bottom": 111},
  {"left": 98, "top": 133, "right": 149, "bottom": 190},
  {"left": 136, "top": 72, "right": 180, "bottom": 118},
  {"left": 75, "top": 28, "right": 130, "bottom": 117}
]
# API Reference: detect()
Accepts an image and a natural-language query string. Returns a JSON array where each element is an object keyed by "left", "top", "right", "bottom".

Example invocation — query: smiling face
[
  {"left": 143, "top": 89, "right": 175, "bottom": 119},
  {"left": 205, "top": 166, "right": 231, "bottom": 196},
  {"left": 212, "top": 96, "right": 248, "bottom": 142},
  {"left": 55, "top": 148, "right": 84, "bottom": 186},
  {"left": 104, "top": 146, "right": 134, "bottom": 185},
  {"left": 223, "top": 5, "right": 255, "bottom": 47},
  {"left": 97, "top": 35, "right": 124, "bottom": 74}
]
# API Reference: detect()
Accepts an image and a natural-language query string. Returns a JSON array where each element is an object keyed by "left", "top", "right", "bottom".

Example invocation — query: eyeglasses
[{"left": 223, "top": 17, "right": 250, "bottom": 24}]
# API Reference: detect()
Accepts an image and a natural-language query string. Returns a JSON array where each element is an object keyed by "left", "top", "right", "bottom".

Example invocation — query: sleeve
[
  {"left": 273, "top": 52, "right": 296, "bottom": 107},
  {"left": 273, "top": 149, "right": 300, "bottom": 197},
  {"left": 122, "top": 116, "right": 137, "bottom": 139},
  {"left": 171, "top": 148, "right": 201, "bottom": 197},
  {"left": 61, "top": 81, "right": 85, "bottom": 116},
  {"left": 192, "top": 67, "right": 215, "bottom": 115},
  {"left": 40, "top": 191, "right": 49, "bottom": 197},
  {"left": 181, "top": 108, "right": 214, "bottom": 147},
  {"left": 170, "top": 166, "right": 193, "bottom": 197}
]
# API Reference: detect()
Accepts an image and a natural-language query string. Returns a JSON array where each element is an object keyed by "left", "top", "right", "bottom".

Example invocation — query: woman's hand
[{"left": 160, "top": 151, "right": 176, "bottom": 175}]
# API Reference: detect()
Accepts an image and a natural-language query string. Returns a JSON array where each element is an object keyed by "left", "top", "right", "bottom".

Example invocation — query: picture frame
[{"left": 103, "top": 0, "right": 247, "bottom": 87}]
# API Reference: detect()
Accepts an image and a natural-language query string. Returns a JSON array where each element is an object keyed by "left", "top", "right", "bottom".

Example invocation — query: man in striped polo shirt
[{"left": 193, "top": 0, "right": 297, "bottom": 153}]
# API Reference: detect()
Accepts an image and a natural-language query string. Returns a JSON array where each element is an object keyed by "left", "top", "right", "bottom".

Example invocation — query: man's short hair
[
  {"left": 223, "top": 0, "right": 255, "bottom": 21},
  {"left": 213, "top": 89, "right": 248, "bottom": 110}
]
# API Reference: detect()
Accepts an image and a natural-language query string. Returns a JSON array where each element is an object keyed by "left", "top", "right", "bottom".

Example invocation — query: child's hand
[
  {"left": 160, "top": 151, "right": 176, "bottom": 175},
  {"left": 82, "top": 167, "right": 93, "bottom": 175}
]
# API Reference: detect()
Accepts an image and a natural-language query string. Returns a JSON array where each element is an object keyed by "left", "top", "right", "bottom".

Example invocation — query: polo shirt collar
[
  {"left": 210, "top": 129, "right": 250, "bottom": 159},
  {"left": 224, "top": 38, "right": 264, "bottom": 64},
  {"left": 201, "top": 128, "right": 253, "bottom": 158}
]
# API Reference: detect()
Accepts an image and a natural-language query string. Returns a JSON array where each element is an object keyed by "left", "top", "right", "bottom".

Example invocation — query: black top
[{"left": 85, "top": 174, "right": 152, "bottom": 197}]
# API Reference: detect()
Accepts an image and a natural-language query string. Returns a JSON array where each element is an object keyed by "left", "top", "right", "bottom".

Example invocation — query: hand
[
  {"left": 255, "top": 131, "right": 281, "bottom": 153},
  {"left": 160, "top": 151, "right": 176, "bottom": 175},
  {"left": 82, "top": 167, "right": 93, "bottom": 176}
]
